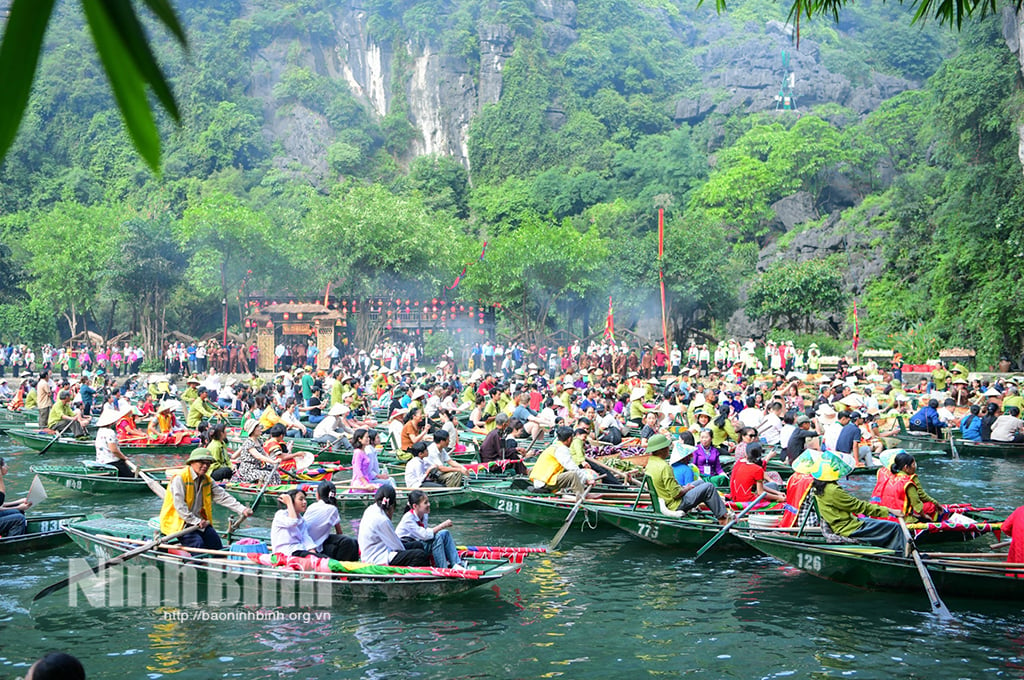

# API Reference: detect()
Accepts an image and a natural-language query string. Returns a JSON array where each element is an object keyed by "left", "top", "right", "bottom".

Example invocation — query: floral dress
[{"left": 234, "top": 437, "right": 280, "bottom": 485}]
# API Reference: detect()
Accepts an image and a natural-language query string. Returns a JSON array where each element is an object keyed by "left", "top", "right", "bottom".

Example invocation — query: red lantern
[
  {"left": 265, "top": 320, "right": 273, "bottom": 329},
  {"left": 459, "top": 305, "right": 464, "bottom": 311},
  {"left": 395, "top": 298, "right": 402, "bottom": 305},
  {"left": 432, "top": 313, "right": 438, "bottom": 320},
  {"left": 297, "top": 312, "right": 303, "bottom": 320},
  {"left": 283, "top": 312, "right": 290, "bottom": 320}
]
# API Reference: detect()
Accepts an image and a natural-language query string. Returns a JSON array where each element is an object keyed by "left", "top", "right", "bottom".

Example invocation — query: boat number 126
[{"left": 797, "top": 552, "right": 822, "bottom": 572}]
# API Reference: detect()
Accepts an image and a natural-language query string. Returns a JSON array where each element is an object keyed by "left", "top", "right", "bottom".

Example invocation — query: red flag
[
  {"left": 323, "top": 281, "right": 331, "bottom": 307},
  {"left": 852, "top": 301, "right": 860, "bottom": 352},
  {"left": 658, "top": 208, "right": 669, "bottom": 351},
  {"left": 604, "top": 296, "right": 614, "bottom": 341}
]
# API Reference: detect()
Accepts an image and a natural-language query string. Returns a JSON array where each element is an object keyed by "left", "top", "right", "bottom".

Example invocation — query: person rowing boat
[{"left": 644, "top": 434, "right": 730, "bottom": 524}]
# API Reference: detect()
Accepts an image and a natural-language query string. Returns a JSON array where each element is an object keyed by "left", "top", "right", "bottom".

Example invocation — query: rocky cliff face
[
  {"left": 250, "top": 1, "right": 923, "bottom": 176},
  {"left": 675, "top": 19, "right": 915, "bottom": 125},
  {"left": 1001, "top": 7, "right": 1024, "bottom": 173}
]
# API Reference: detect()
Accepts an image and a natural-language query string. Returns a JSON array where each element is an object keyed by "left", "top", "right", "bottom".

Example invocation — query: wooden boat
[
  {"left": 5, "top": 426, "right": 194, "bottom": 456},
  {"left": 950, "top": 439, "right": 1024, "bottom": 457},
  {"left": 0, "top": 407, "right": 40, "bottom": 425},
  {"left": 31, "top": 463, "right": 163, "bottom": 494},
  {"left": 0, "top": 512, "right": 90, "bottom": 554},
  {"left": 733, "top": 530, "right": 1024, "bottom": 600},
  {"left": 470, "top": 486, "right": 642, "bottom": 532},
  {"left": 64, "top": 517, "right": 527, "bottom": 601}
]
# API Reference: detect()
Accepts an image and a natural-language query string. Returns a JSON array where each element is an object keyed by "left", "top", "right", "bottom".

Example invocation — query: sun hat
[
  {"left": 630, "top": 387, "right": 646, "bottom": 401},
  {"left": 646, "top": 433, "right": 671, "bottom": 455},
  {"left": 186, "top": 448, "right": 215, "bottom": 464},
  {"left": 328, "top": 403, "right": 348, "bottom": 416},
  {"left": 96, "top": 406, "right": 130, "bottom": 428},
  {"left": 668, "top": 442, "right": 696, "bottom": 465},
  {"left": 243, "top": 419, "right": 262, "bottom": 436},
  {"left": 157, "top": 399, "right": 179, "bottom": 413}
]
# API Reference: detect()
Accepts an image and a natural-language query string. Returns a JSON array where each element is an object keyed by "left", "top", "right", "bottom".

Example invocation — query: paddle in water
[
  {"left": 33, "top": 525, "right": 200, "bottom": 601},
  {"left": 695, "top": 490, "right": 768, "bottom": 560},
  {"left": 897, "top": 516, "right": 954, "bottom": 619},
  {"left": 549, "top": 483, "right": 594, "bottom": 551},
  {"left": 128, "top": 460, "right": 167, "bottom": 500},
  {"left": 37, "top": 418, "right": 77, "bottom": 456}
]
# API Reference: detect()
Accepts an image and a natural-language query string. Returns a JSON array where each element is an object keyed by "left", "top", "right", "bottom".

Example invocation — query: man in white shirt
[
  {"left": 404, "top": 442, "right": 442, "bottom": 489},
  {"left": 757, "top": 401, "right": 785, "bottom": 446},
  {"left": 991, "top": 406, "right": 1024, "bottom": 443},
  {"left": 425, "top": 431, "right": 466, "bottom": 487}
]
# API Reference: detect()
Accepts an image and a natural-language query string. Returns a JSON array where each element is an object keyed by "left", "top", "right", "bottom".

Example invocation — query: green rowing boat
[
  {"left": 733, "top": 530, "right": 1024, "bottom": 600},
  {"left": 469, "top": 487, "right": 613, "bottom": 533},
  {"left": 31, "top": 464, "right": 160, "bottom": 494},
  {"left": 64, "top": 517, "right": 525, "bottom": 601},
  {"left": 0, "top": 512, "right": 91, "bottom": 554},
  {"left": 5, "top": 426, "right": 194, "bottom": 456}
]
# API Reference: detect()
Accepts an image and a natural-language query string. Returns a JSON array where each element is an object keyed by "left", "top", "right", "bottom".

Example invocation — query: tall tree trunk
[{"left": 104, "top": 300, "right": 117, "bottom": 342}]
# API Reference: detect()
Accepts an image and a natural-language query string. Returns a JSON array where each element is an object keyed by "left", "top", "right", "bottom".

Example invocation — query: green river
[{"left": 2, "top": 436, "right": 1023, "bottom": 680}]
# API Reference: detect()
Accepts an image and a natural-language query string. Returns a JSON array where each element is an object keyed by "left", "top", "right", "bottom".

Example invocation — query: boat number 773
[
  {"left": 636, "top": 522, "right": 659, "bottom": 539},
  {"left": 496, "top": 499, "right": 521, "bottom": 514},
  {"left": 797, "top": 552, "right": 823, "bottom": 572}
]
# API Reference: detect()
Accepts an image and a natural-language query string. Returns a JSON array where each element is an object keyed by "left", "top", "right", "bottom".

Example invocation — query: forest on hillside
[{"left": 0, "top": 0, "right": 1022, "bottom": 366}]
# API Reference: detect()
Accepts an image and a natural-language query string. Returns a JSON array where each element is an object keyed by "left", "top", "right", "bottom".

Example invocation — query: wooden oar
[
  {"left": 128, "top": 460, "right": 167, "bottom": 500},
  {"left": 948, "top": 430, "right": 960, "bottom": 461},
  {"left": 898, "top": 516, "right": 954, "bottom": 619},
  {"left": 37, "top": 418, "right": 77, "bottom": 455},
  {"left": 33, "top": 525, "right": 200, "bottom": 601},
  {"left": 694, "top": 491, "right": 768, "bottom": 560},
  {"left": 227, "top": 463, "right": 279, "bottom": 539},
  {"left": 549, "top": 485, "right": 593, "bottom": 551}
]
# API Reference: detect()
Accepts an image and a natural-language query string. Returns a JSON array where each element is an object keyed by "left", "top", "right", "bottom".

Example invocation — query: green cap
[
  {"left": 646, "top": 434, "right": 671, "bottom": 454},
  {"left": 187, "top": 448, "right": 215, "bottom": 464}
]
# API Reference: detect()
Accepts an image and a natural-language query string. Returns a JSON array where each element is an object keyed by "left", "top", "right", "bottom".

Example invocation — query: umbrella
[{"left": 791, "top": 450, "right": 853, "bottom": 481}]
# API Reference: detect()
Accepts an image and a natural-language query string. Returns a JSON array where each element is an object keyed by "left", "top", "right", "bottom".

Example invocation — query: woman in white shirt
[
  {"left": 396, "top": 490, "right": 466, "bottom": 569},
  {"left": 270, "top": 490, "right": 319, "bottom": 556},
  {"left": 95, "top": 406, "right": 133, "bottom": 477},
  {"left": 304, "top": 481, "right": 359, "bottom": 561},
  {"left": 357, "top": 486, "right": 431, "bottom": 566}
]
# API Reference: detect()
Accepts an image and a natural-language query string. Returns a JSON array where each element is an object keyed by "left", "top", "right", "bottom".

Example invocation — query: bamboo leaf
[
  {"left": 82, "top": 0, "right": 161, "bottom": 171},
  {"left": 0, "top": 0, "right": 57, "bottom": 162},
  {"left": 141, "top": 0, "right": 188, "bottom": 47},
  {"left": 96, "top": 0, "right": 180, "bottom": 122}
]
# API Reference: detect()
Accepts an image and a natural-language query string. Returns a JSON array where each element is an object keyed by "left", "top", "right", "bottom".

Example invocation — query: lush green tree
[
  {"left": 0, "top": 299, "right": 58, "bottom": 346},
  {"left": 459, "top": 217, "right": 609, "bottom": 344},
  {"left": 408, "top": 155, "right": 471, "bottom": 218},
  {"left": 16, "top": 201, "right": 126, "bottom": 336},
  {"left": 746, "top": 259, "right": 844, "bottom": 332},
  {"left": 301, "top": 183, "right": 471, "bottom": 347}
]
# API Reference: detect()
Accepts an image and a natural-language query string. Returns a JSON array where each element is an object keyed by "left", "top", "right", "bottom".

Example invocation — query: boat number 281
[
  {"left": 797, "top": 552, "right": 822, "bottom": 572},
  {"left": 496, "top": 499, "right": 521, "bottom": 514}
]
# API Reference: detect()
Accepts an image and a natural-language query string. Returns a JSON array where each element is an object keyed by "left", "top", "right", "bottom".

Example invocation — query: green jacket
[{"left": 816, "top": 482, "right": 890, "bottom": 536}]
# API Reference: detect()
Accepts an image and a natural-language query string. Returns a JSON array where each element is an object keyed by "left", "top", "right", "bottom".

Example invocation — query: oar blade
[
  {"left": 695, "top": 491, "right": 768, "bottom": 560},
  {"left": 549, "top": 491, "right": 590, "bottom": 551}
]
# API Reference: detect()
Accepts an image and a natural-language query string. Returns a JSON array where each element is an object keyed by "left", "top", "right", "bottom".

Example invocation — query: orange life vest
[
  {"left": 779, "top": 472, "right": 814, "bottom": 528},
  {"left": 870, "top": 466, "right": 893, "bottom": 503},
  {"left": 878, "top": 473, "right": 915, "bottom": 514}
]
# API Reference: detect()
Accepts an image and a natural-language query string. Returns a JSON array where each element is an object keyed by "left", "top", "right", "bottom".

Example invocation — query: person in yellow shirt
[{"left": 159, "top": 448, "right": 252, "bottom": 550}]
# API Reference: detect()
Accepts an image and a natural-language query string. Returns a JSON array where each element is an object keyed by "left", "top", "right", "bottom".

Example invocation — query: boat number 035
[
  {"left": 496, "top": 499, "right": 521, "bottom": 514},
  {"left": 636, "top": 522, "right": 659, "bottom": 539},
  {"left": 797, "top": 552, "right": 822, "bottom": 572}
]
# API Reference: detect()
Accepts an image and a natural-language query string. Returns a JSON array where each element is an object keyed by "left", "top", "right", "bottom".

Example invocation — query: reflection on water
[{"left": 5, "top": 439, "right": 1024, "bottom": 678}]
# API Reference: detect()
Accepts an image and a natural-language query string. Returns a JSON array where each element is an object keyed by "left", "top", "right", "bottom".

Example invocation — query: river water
[{"left": 2, "top": 436, "right": 1023, "bottom": 680}]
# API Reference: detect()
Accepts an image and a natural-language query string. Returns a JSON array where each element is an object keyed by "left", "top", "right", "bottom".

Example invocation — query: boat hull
[
  {"left": 6, "top": 427, "right": 192, "bottom": 456},
  {"left": 598, "top": 506, "right": 745, "bottom": 550},
  {"left": 31, "top": 465, "right": 157, "bottom": 494},
  {"left": 0, "top": 512, "right": 90, "bottom": 554},
  {"left": 735, "top": 531, "right": 1024, "bottom": 600},
  {"left": 64, "top": 517, "right": 518, "bottom": 601}
]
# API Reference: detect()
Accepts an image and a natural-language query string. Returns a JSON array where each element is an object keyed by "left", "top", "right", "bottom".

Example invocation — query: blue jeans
[
  {"left": 0, "top": 509, "right": 27, "bottom": 537},
  {"left": 425, "top": 529, "right": 462, "bottom": 568}
]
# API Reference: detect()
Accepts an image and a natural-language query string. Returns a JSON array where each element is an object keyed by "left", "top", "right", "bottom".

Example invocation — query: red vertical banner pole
[{"left": 658, "top": 208, "right": 669, "bottom": 351}]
